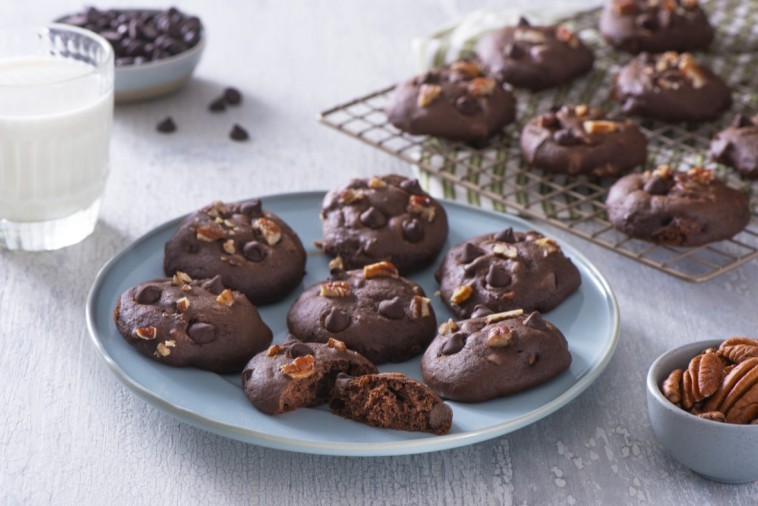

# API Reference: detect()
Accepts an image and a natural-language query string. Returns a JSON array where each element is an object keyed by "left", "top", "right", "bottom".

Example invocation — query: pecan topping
[
  {"left": 327, "top": 337, "right": 347, "bottom": 351},
  {"left": 338, "top": 188, "right": 366, "bottom": 204},
  {"left": 574, "top": 104, "right": 589, "bottom": 117},
  {"left": 583, "top": 120, "right": 618, "bottom": 134},
  {"left": 450, "top": 285, "right": 473, "bottom": 305},
  {"left": 172, "top": 271, "right": 192, "bottom": 286},
  {"left": 176, "top": 297, "right": 190, "bottom": 314},
  {"left": 328, "top": 256, "right": 345, "bottom": 272},
  {"left": 222, "top": 239, "right": 236, "bottom": 255},
  {"left": 319, "top": 281, "right": 351, "bottom": 298},
  {"left": 410, "top": 295, "right": 431, "bottom": 320},
  {"left": 368, "top": 177, "right": 387, "bottom": 189},
  {"left": 514, "top": 28, "right": 547, "bottom": 44},
  {"left": 438, "top": 319, "right": 459, "bottom": 335},
  {"left": 485, "top": 309, "right": 524, "bottom": 324},
  {"left": 486, "top": 326, "right": 513, "bottom": 348},
  {"left": 534, "top": 237, "right": 560, "bottom": 256},
  {"left": 555, "top": 26, "right": 580, "bottom": 48},
  {"left": 253, "top": 218, "right": 282, "bottom": 246},
  {"left": 196, "top": 223, "right": 226, "bottom": 242},
  {"left": 155, "top": 340, "right": 176, "bottom": 357},
  {"left": 467, "top": 77, "right": 496, "bottom": 97},
  {"left": 686, "top": 167, "right": 713, "bottom": 185},
  {"left": 492, "top": 242, "right": 518, "bottom": 259},
  {"left": 134, "top": 326, "right": 158, "bottom": 340},
  {"left": 678, "top": 53, "right": 706, "bottom": 89},
  {"left": 417, "top": 84, "right": 442, "bottom": 108},
  {"left": 363, "top": 261, "right": 399, "bottom": 279},
  {"left": 216, "top": 288, "right": 235, "bottom": 306},
  {"left": 280, "top": 355, "right": 316, "bottom": 379},
  {"left": 651, "top": 164, "right": 673, "bottom": 179},
  {"left": 407, "top": 195, "right": 436, "bottom": 222},
  {"left": 266, "top": 344, "right": 284, "bottom": 357},
  {"left": 451, "top": 60, "right": 482, "bottom": 78}
]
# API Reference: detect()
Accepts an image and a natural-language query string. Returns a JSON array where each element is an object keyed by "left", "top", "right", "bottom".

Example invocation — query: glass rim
[{"left": 0, "top": 23, "right": 114, "bottom": 88}]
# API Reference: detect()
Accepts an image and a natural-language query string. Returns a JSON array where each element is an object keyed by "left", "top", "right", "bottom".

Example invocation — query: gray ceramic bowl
[{"left": 647, "top": 339, "right": 758, "bottom": 483}]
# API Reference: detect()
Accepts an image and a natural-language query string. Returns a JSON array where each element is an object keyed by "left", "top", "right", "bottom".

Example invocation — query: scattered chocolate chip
[
  {"left": 517, "top": 16, "right": 531, "bottom": 26},
  {"left": 504, "top": 43, "right": 525, "bottom": 59},
  {"left": 523, "top": 311, "right": 547, "bottom": 330},
  {"left": 643, "top": 176, "right": 672, "bottom": 195},
  {"left": 224, "top": 87, "right": 242, "bottom": 105},
  {"left": 187, "top": 322, "right": 217, "bottom": 344},
  {"left": 201, "top": 275, "right": 225, "bottom": 295},
  {"left": 208, "top": 97, "right": 226, "bottom": 112},
  {"left": 324, "top": 308, "right": 351, "bottom": 332},
  {"left": 460, "top": 242, "right": 485, "bottom": 263},
  {"left": 156, "top": 116, "right": 177, "bottom": 133},
  {"left": 486, "top": 265, "right": 511, "bottom": 287},
  {"left": 471, "top": 305, "right": 494, "bottom": 318},
  {"left": 636, "top": 14, "right": 658, "bottom": 31},
  {"left": 288, "top": 342, "right": 313, "bottom": 358},
  {"left": 455, "top": 95, "right": 481, "bottom": 116},
  {"left": 399, "top": 178, "right": 423, "bottom": 194},
  {"left": 135, "top": 285, "right": 162, "bottom": 304},
  {"left": 401, "top": 218, "right": 424, "bottom": 243},
  {"left": 732, "top": 114, "right": 753, "bottom": 128},
  {"left": 229, "top": 124, "right": 249, "bottom": 142},
  {"left": 553, "top": 129, "right": 579, "bottom": 146},
  {"left": 242, "top": 241, "right": 266, "bottom": 262},
  {"left": 538, "top": 113, "right": 560, "bottom": 129},
  {"left": 241, "top": 368, "right": 253, "bottom": 383},
  {"left": 378, "top": 296, "right": 405, "bottom": 320},
  {"left": 441, "top": 332, "right": 466, "bottom": 355},
  {"left": 494, "top": 227, "right": 516, "bottom": 243},
  {"left": 240, "top": 199, "right": 262, "bottom": 216},
  {"left": 359, "top": 206, "right": 387, "bottom": 229}
]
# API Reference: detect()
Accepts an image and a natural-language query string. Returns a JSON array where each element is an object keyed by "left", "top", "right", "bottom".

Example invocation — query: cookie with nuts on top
[
  {"left": 421, "top": 310, "right": 572, "bottom": 402},
  {"left": 475, "top": 17, "right": 594, "bottom": 92},
  {"left": 599, "top": 0, "right": 714, "bottom": 54},
  {"left": 241, "top": 337, "right": 378, "bottom": 416},
  {"left": 113, "top": 273, "right": 272, "bottom": 373},
  {"left": 710, "top": 113, "right": 758, "bottom": 180},
  {"left": 163, "top": 199, "right": 307, "bottom": 305},
  {"left": 320, "top": 174, "right": 448, "bottom": 274},
  {"left": 520, "top": 104, "right": 648, "bottom": 177},
  {"left": 605, "top": 165, "right": 751, "bottom": 246},
  {"left": 613, "top": 51, "right": 731, "bottom": 123},
  {"left": 435, "top": 228, "right": 581, "bottom": 319},
  {"left": 385, "top": 59, "right": 516, "bottom": 143},
  {"left": 286, "top": 261, "right": 437, "bottom": 364}
]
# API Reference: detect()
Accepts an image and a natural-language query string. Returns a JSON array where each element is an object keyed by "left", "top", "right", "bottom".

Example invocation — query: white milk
[{"left": 0, "top": 57, "right": 113, "bottom": 222}]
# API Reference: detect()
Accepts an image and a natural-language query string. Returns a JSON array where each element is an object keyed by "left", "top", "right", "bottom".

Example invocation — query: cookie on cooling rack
[
  {"left": 710, "top": 114, "right": 758, "bottom": 180},
  {"left": 599, "top": 0, "right": 714, "bottom": 54},
  {"left": 163, "top": 199, "right": 307, "bottom": 305},
  {"left": 385, "top": 59, "right": 516, "bottom": 143},
  {"left": 435, "top": 227, "right": 581, "bottom": 319},
  {"left": 475, "top": 17, "right": 594, "bottom": 92},
  {"left": 605, "top": 165, "right": 751, "bottom": 246},
  {"left": 421, "top": 309, "right": 572, "bottom": 402},
  {"left": 613, "top": 52, "right": 731, "bottom": 123},
  {"left": 520, "top": 104, "right": 648, "bottom": 177}
]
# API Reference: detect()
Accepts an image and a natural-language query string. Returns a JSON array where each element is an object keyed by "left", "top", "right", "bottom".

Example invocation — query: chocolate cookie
[
  {"left": 435, "top": 228, "right": 581, "bottom": 319},
  {"left": 613, "top": 52, "right": 732, "bottom": 123},
  {"left": 164, "top": 199, "right": 307, "bottom": 305},
  {"left": 286, "top": 261, "right": 437, "bottom": 364},
  {"left": 113, "top": 273, "right": 272, "bottom": 373},
  {"left": 320, "top": 174, "right": 448, "bottom": 273},
  {"left": 385, "top": 59, "right": 516, "bottom": 143},
  {"left": 710, "top": 114, "right": 758, "bottom": 180},
  {"left": 330, "top": 372, "right": 453, "bottom": 435},
  {"left": 475, "top": 18, "right": 594, "bottom": 91},
  {"left": 421, "top": 310, "right": 572, "bottom": 402},
  {"left": 599, "top": 0, "right": 714, "bottom": 54},
  {"left": 241, "top": 337, "right": 378, "bottom": 415},
  {"left": 605, "top": 165, "right": 751, "bottom": 246},
  {"left": 520, "top": 104, "right": 648, "bottom": 177}
]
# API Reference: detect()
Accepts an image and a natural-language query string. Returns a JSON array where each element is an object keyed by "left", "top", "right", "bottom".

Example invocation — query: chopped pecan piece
[
  {"left": 555, "top": 26, "right": 580, "bottom": 48},
  {"left": 222, "top": 239, "right": 236, "bottom": 255},
  {"left": 485, "top": 309, "right": 524, "bottom": 324},
  {"left": 328, "top": 256, "right": 345, "bottom": 271},
  {"left": 216, "top": 288, "right": 236, "bottom": 306},
  {"left": 687, "top": 167, "right": 713, "bottom": 185},
  {"left": 320, "top": 281, "right": 351, "bottom": 298},
  {"left": 468, "top": 77, "right": 496, "bottom": 97},
  {"left": 417, "top": 84, "right": 442, "bottom": 108},
  {"left": 196, "top": 223, "right": 225, "bottom": 242},
  {"left": 363, "top": 261, "right": 399, "bottom": 279},
  {"left": 134, "top": 326, "right": 158, "bottom": 341},
  {"left": 266, "top": 344, "right": 284, "bottom": 357},
  {"left": 338, "top": 188, "right": 366, "bottom": 204},
  {"left": 407, "top": 195, "right": 436, "bottom": 222},
  {"left": 368, "top": 177, "right": 387, "bottom": 189},
  {"left": 253, "top": 218, "right": 282, "bottom": 246},
  {"left": 492, "top": 242, "right": 518, "bottom": 259},
  {"left": 176, "top": 297, "right": 190, "bottom": 314},
  {"left": 514, "top": 28, "right": 547, "bottom": 44},
  {"left": 327, "top": 337, "right": 347, "bottom": 351},
  {"left": 172, "top": 271, "right": 192, "bottom": 286},
  {"left": 574, "top": 104, "right": 589, "bottom": 117},
  {"left": 410, "top": 295, "right": 431, "bottom": 320},
  {"left": 450, "top": 285, "right": 473, "bottom": 305},
  {"left": 280, "top": 355, "right": 316, "bottom": 379},
  {"left": 678, "top": 53, "right": 706, "bottom": 89},
  {"left": 451, "top": 60, "right": 481, "bottom": 78},
  {"left": 155, "top": 340, "right": 176, "bottom": 357},
  {"left": 583, "top": 120, "right": 618, "bottom": 134},
  {"left": 438, "top": 319, "right": 459, "bottom": 335},
  {"left": 486, "top": 326, "right": 513, "bottom": 347},
  {"left": 534, "top": 237, "right": 560, "bottom": 256}
]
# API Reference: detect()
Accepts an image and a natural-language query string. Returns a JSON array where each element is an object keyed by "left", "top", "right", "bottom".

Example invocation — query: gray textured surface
[{"left": 2, "top": 0, "right": 758, "bottom": 504}]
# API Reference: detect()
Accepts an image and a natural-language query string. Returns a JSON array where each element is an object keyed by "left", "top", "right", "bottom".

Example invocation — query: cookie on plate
[
  {"left": 113, "top": 273, "right": 272, "bottom": 373},
  {"left": 710, "top": 114, "right": 758, "bottom": 180},
  {"left": 320, "top": 174, "right": 448, "bottom": 273},
  {"left": 329, "top": 372, "right": 453, "bottom": 435},
  {"left": 385, "top": 59, "right": 516, "bottom": 143},
  {"left": 164, "top": 199, "right": 307, "bottom": 305},
  {"left": 287, "top": 261, "right": 437, "bottom": 364},
  {"left": 613, "top": 52, "right": 731, "bottom": 123},
  {"left": 241, "top": 337, "right": 378, "bottom": 416},
  {"left": 520, "top": 104, "right": 648, "bottom": 177},
  {"left": 475, "top": 17, "right": 594, "bottom": 91},
  {"left": 605, "top": 165, "right": 751, "bottom": 246},
  {"left": 435, "top": 228, "right": 581, "bottom": 319},
  {"left": 599, "top": 0, "right": 714, "bottom": 54},
  {"left": 421, "top": 309, "right": 572, "bottom": 402}
]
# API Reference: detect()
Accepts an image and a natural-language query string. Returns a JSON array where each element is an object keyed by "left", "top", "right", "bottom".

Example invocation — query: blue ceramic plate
[{"left": 86, "top": 191, "right": 619, "bottom": 456}]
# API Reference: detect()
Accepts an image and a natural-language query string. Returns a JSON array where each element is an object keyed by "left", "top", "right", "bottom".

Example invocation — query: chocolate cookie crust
[
  {"left": 421, "top": 310, "right": 572, "bottom": 402},
  {"left": 164, "top": 199, "right": 307, "bottom": 305},
  {"left": 520, "top": 104, "right": 648, "bottom": 177},
  {"left": 385, "top": 59, "right": 516, "bottom": 143},
  {"left": 320, "top": 174, "right": 448, "bottom": 273},
  {"left": 606, "top": 165, "right": 751, "bottom": 246},
  {"left": 475, "top": 18, "right": 594, "bottom": 91},
  {"left": 613, "top": 52, "right": 731, "bottom": 123},
  {"left": 599, "top": 0, "right": 714, "bottom": 54},
  {"left": 435, "top": 228, "right": 581, "bottom": 319},
  {"left": 114, "top": 274, "right": 272, "bottom": 373},
  {"left": 710, "top": 114, "right": 758, "bottom": 180}
]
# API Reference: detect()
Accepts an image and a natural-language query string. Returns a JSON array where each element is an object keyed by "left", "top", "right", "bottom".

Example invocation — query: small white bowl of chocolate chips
[
  {"left": 647, "top": 338, "right": 758, "bottom": 483},
  {"left": 58, "top": 6, "right": 205, "bottom": 102}
]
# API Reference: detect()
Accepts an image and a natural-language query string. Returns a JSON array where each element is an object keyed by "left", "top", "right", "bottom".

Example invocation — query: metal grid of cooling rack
[{"left": 319, "top": 1, "right": 758, "bottom": 282}]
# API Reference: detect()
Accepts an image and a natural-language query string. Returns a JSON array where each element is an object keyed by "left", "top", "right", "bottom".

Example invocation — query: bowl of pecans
[{"left": 647, "top": 338, "right": 758, "bottom": 483}]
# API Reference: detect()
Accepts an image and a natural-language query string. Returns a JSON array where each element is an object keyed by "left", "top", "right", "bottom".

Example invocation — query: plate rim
[{"left": 85, "top": 190, "right": 620, "bottom": 456}]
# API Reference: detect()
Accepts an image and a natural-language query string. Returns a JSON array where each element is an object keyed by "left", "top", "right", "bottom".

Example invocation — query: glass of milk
[{"left": 0, "top": 24, "right": 114, "bottom": 251}]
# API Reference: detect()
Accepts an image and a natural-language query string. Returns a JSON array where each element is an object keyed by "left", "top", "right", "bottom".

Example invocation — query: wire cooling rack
[{"left": 319, "top": 1, "right": 758, "bottom": 282}]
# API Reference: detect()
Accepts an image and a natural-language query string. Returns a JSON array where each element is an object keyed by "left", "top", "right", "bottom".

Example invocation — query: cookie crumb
[
  {"left": 230, "top": 124, "right": 249, "bottom": 141},
  {"left": 156, "top": 116, "right": 177, "bottom": 133}
]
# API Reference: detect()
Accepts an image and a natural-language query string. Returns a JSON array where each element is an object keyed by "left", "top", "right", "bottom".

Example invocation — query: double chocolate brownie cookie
[
  {"left": 320, "top": 174, "right": 448, "bottom": 273},
  {"left": 435, "top": 228, "right": 581, "bottom": 319},
  {"left": 599, "top": 0, "right": 714, "bottom": 54},
  {"left": 475, "top": 18, "right": 594, "bottom": 91},
  {"left": 606, "top": 165, "right": 751, "bottom": 246},
  {"left": 421, "top": 310, "right": 572, "bottom": 402},
  {"left": 710, "top": 114, "right": 758, "bottom": 179},
  {"left": 385, "top": 59, "right": 516, "bottom": 143},
  {"left": 520, "top": 104, "right": 648, "bottom": 177},
  {"left": 613, "top": 52, "right": 731, "bottom": 123},
  {"left": 287, "top": 261, "right": 437, "bottom": 364},
  {"left": 114, "top": 273, "right": 272, "bottom": 373},
  {"left": 241, "top": 337, "right": 378, "bottom": 415},
  {"left": 330, "top": 372, "right": 453, "bottom": 435},
  {"left": 164, "top": 199, "right": 306, "bottom": 305}
]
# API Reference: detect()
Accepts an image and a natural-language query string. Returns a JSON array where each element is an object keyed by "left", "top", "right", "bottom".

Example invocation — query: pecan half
[
  {"left": 718, "top": 337, "right": 758, "bottom": 363},
  {"left": 266, "top": 344, "right": 285, "bottom": 357},
  {"left": 253, "top": 218, "right": 282, "bottom": 246},
  {"left": 196, "top": 223, "right": 226, "bottom": 242},
  {"left": 690, "top": 350, "right": 723, "bottom": 401},
  {"left": 703, "top": 357, "right": 758, "bottom": 413}
]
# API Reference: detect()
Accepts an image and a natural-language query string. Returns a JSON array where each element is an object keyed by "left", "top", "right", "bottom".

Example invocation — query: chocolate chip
[
  {"left": 486, "top": 265, "right": 511, "bottom": 287},
  {"left": 418, "top": 71, "right": 442, "bottom": 85},
  {"left": 201, "top": 275, "right": 225, "bottom": 295},
  {"left": 156, "top": 116, "right": 177, "bottom": 133},
  {"left": 378, "top": 296, "right": 405, "bottom": 320},
  {"left": 360, "top": 207, "right": 386, "bottom": 229},
  {"left": 230, "top": 124, "right": 249, "bottom": 142},
  {"left": 135, "top": 285, "right": 162, "bottom": 304},
  {"left": 471, "top": 305, "right": 493, "bottom": 318},
  {"left": 636, "top": 14, "right": 658, "bottom": 31},
  {"left": 187, "top": 322, "right": 217, "bottom": 344},
  {"left": 504, "top": 43, "right": 524, "bottom": 59},
  {"left": 494, "top": 227, "right": 516, "bottom": 243},
  {"left": 455, "top": 96, "right": 481, "bottom": 116},
  {"left": 517, "top": 16, "right": 531, "bottom": 27},
  {"left": 643, "top": 176, "right": 672, "bottom": 195},
  {"left": 224, "top": 87, "right": 242, "bottom": 105},
  {"left": 241, "top": 368, "right": 253, "bottom": 383},
  {"left": 324, "top": 308, "right": 351, "bottom": 332},
  {"left": 288, "top": 342, "right": 313, "bottom": 358},
  {"left": 732, "top": 114, "right": 753, "bottom": 128},
  {"left": 523, "top": 311, "right": 547, "bottom": 330},
  {"left": 441, "top": 332, "right": 466, "bottom": 355},
  {"left": 401, "top": 218, "right": 424, "bottom": 243},
  {"left": 240, "top": 199, "right": 262, "bottom": 216},
  {"left": 460, "top": 242, "right": 485, "bottom": 263},
  {"left": 208, "top": 97, "right": 226, "bottom": 112},
  {"left": 399, "top": 178, "right": 423, "bottom": 194},
  {"left": 553, "top": 129, "right": 579, "bottom": 146},
  {"left": 242, "top": 241, "right": 266, "bottom": 262}
]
